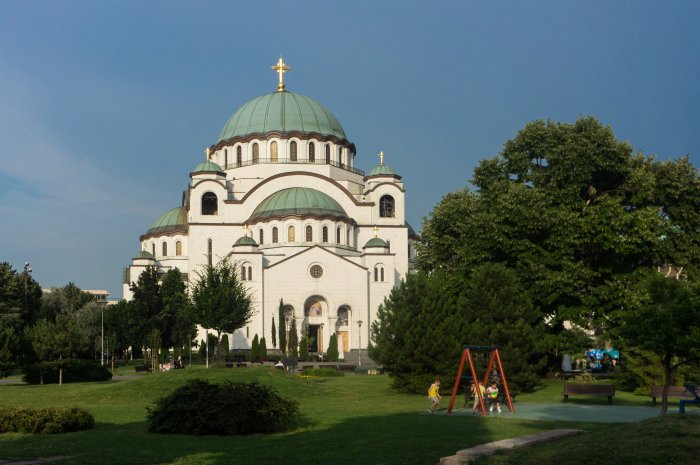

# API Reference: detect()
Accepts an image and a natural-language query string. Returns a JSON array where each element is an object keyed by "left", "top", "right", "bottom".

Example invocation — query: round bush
[
  {"left": 0, "top": 407, "right": 94, "bottom": 434},
  {"left": 23, "top": 360, "right": 112, "bottom": 384},
  {"left": 147, "top": 379, "right": 299, "bottom": 435}
]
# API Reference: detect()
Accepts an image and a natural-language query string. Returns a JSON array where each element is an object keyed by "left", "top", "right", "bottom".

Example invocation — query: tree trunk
[
  {"left": 661, "top": 353, "right": 672, "bottom": 415},
  {"left": 59, "top": 367, "right": 63, "bottom": 386},
  {"left": 217, "top": 330, "right": 222, "bottom": 365}
]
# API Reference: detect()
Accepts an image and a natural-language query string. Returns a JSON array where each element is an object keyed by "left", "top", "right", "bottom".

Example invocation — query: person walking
[{"left": 428, "top": 378, "right": 441, "bottom": 414}]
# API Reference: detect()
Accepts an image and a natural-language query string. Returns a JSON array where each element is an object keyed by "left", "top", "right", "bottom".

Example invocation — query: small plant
[
  {"left": 572, "top": 371, "right": 596, "bottom": 383},
  {"left": 0, "top": 407, "right": 94, "bottom": 434},
  {"left": 147, "top": 379, "right": 299, "bottom": 435}
]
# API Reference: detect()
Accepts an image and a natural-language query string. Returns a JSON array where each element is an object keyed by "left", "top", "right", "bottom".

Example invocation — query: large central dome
[
  {"left": 218, "top": 91, "right": 347, "bottom": 143},
  {"left": 248, "top": 187, "right": 349, "bottom": 223}
]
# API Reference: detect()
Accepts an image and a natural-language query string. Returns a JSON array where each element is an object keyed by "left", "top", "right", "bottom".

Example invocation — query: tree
[
  {"left": 271, "top": 316, "right": 277, "bottom": 349},
  {"left": 259, "top": 337, "right": 268, "bottom": 361},
  {"left": 326, "top": 333, "right": 339, "bottom": 362},
  {"left": 220, "top": 334, "right": 230, "bottom": 361},
  {"left": 161, "top": 269, "right": 193, "bottom": 352},
  {"left": 29, "top": 316, "right": 90, "bottom": 385},
  {"left": 620, "top": 274, "right": 700, "bottom": 415},
  {"left": 299, "top": 323, "right": 309, "bottom": 361},
  {"left": 0, "top": 262, "right": 42, "bottom": 328},
  {"left": 251, "top": 334, "right": 260, "bottom": 363},
  {"left": 288, "top": 318, "right": 298, "bottom": 358},
  {"left": 278, "top": 299, "right": 286, "bottom": 354},
  {"left": 129, "top": 267, "right": 164, "bottom": 370},
  {"left": 191, "top": 258, "right": 255, "bottom": 365}
]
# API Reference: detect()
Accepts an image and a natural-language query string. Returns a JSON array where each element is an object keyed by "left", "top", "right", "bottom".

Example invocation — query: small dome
[
  {"left": 363, "top": 237, "right": 389, "bottom": 249},
  {"left": 193, "top": 160, "right": 224, "bottom": 173},
  {"left": 248, "top": 187, "right": 350, "bottom": 223},
  {"left": 218, "top": 92, "right": 347, "bottom": 142},
  {"left": 147, "top": 207, "right": 188, "bottom": 235},
  {"left": 133, "top": 250, "right": 155, "bottom": 260},
  {"left": 234, "top": 236, "right": 258, "bottom": 247},
  {"left": 367, "top": 164, "right": 398, "bottom": 177}
]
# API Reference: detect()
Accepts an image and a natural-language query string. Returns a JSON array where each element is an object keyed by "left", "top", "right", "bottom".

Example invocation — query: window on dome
[
  {"left": 306, "top": 225, "right": 312, "bottom": 242},
  {"left": 309, "top": 142, "right": 315, "bottom": 162},
  {"left": 272, "top": 227, "right": 278, "bottom": 243},
  {"left": 151, "top": 243, "right": 155, "bottom": 256},
  {"left": 270, "top": 141, "right": 278, "bottom": 162},
  {"left": 380, "top": 195, "right": 395, "bottom": 218},
  {"left": 288, "top": 225, "right": 296, "bottom": 242},
  {"left": 322, "top": 226, "right": 328, "bottom": 243},
  {"left": 236, "top": 146, "right": 242, "bottom": 166},
  {"left": 252, "top": 143, "right": 259, "bottom": 163},
  {"left": 338, "top": 147, "right": 343, "bottom": 167},
  {"left": 336, "top": 227, "right": 341, "bottom": 244},
  {"left": 224, "top": 149, "right": 228, "bottom": 168},
  {"left": 162, "top": 242, "right": 167, "bottom": 257},
  {"left": 290, "top": 141, "right": 297, "bottom": 162},
  {"left": 347, "top": 228, "right": 351, "bottom": 247},
  {"left": 259, "top": 229, "right": 264, "bottom": 245},
  {"left": 325, "top": 144, "right": 331, "bottom": 164},
  {"left": 202, "top": 192, "right": 218, "bottom": 215},
  {"left": 176, "top": 241, "right": 182, "bottom": 256}
]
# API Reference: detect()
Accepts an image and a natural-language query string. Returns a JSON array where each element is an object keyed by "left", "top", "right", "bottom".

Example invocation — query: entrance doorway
[
  {"left": 309, "top": 325, "right": 323, "bottom": 353},
  {"left": 338, "top": 331, "right": 349, "bottom": 353}
]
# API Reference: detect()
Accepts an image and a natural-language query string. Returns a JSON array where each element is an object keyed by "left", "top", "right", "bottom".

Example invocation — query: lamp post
[
  {"left": 101, "top": 304, "right": 104, "bottom": 366},
  {"left": 23, "top": 262, "right": 32, "bottom": 324},
  {"left": 357, "top": 320, "right": 363, "bottom": 367}
]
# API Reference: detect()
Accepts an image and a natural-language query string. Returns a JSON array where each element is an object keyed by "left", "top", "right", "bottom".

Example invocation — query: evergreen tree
[
  {"left": 326, "top": 333, "right": 339, "bottom": 362},
  {"left": 220, "top": 334, "right": 230, "bottom": 361},
  {"left": 299, "top": 323, "right": 309, "bottom": 361},
  {"left": 260, "top": 337, "right": 268, "bottom": 361},
  {"left": 288, "top": 318, "right": 298, "bottom": 358},
  {"left": 251, "top": 334, "right": 259, "bottom": 362},
  {"left": 198, "top": 339, "right": 206, "bottom": 361},
  {"left": 271, "top": 316, "right": 277, "bottom": 349},
  {"left": 278, "top": 299, "right": 286, "bottom": 354}
]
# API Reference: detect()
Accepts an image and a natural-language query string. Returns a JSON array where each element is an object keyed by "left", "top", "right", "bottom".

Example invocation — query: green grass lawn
[{"left": 0, "top": 368, "right": 695, "bottom": 465}]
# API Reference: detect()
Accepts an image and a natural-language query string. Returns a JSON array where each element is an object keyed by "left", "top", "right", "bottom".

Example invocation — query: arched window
[
  {"left": 309, "top": 142, "right": 315, "bottom": 162},
  {"left": 236, "top": 146, "right": 242, "bottom": 166},
  {"left": 151, "top": 243, "right": 155, "bottom": 256},
  {"left": 347, "top": 228, "right": 351, "bottom": 247},
  {"left": 374, "top": 265, "right": 385, "bottom": 282},
  {"left": 336, "top": 227, "right": 341, "bottom": 244},
  {"left": 338, "top": 146, "right": 343, "bottom": 167},
  {"left": 322, "top": 226, "right": 328, "bottom": 243},
  {"left": 379, "top": 195, "right": 395, "bottom": 218},
  {"left": 374, "top": 266, "right": 378, "bottom": 282},
  {"left": 325, "top": 144, "right": 331, "bottom": 164},
  {"left": 306, "top": 225, "right": 313, "bottom": 242},
  {"left": 176, "top": 241, "right": 182, "bottom": 256},
  {"left": 207, "top": 238, "right": 213, "bottom": 266},
  {"left": 201, "top": 192, "right": 218, "bottom": 215},
  {"left": 241, "top": 266, "right": 247, "bottom": 281},
  {"left": 224, "top": 149, "right": 228, "bottom": 168},
  {"left": 288, "top": 225, "right": 296, "bottom": 242},
  {"left": 252, "top": 143, "right": 259, "bottom": 163},
  {"left": 290, "top": 141, "right": 297, "bottom": 161},
  {"left": 270, "top": 141, "right": 278, "bottom": 162},
  {"left": 337, "top": 307, "right": 349, "bottom": 325},
  {"left": 162, "top": 242, "right": 167, "bottom": 257},
  {"left": 248, "top": 266, "right": 253, "bottom": 281},
  {"left": 259, "top": 229, "right": 264, "bottom": 245},
  {"left": 272, "top": 227, "right": 278, "bottom": 243},
  {"left": 381, "top": 267, "right": 385, "bottom": 282}
]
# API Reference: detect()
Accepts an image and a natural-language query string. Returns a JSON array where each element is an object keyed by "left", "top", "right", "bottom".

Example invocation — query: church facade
[{"left": 123, "top": 59, "right": 417, "bottom": 356}]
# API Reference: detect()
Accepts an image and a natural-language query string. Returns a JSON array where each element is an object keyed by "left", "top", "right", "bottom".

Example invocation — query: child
[
  {"left": 471, "top": 381, "right": 486, "bottom": 413},
  {"left": 486, "top": 382, "right": 501, "bottom": 413},
  {"left": 428, "top": 378, "right": 441, "bottom": 414}
]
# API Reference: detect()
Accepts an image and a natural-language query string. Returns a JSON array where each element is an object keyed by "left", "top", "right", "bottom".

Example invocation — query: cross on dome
[
  {"left": 271, "top": 57, "right": 291, "bottom": 92},
  {"left": 243, "top": 224, "right": 249, "bottom": 236},
  {"left": 373, "top": 225, "right": 379, "bottom": 237},
  {"left": 379, "top": 151, "right": 384, "bottom": 166}
]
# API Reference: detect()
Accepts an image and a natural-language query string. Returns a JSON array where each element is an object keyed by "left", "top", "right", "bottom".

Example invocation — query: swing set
[{"left": 446, "top": 345, "right": 514, "bottom": 415}]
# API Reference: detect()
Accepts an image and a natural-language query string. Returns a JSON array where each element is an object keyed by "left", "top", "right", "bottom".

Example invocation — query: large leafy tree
[
  {"left": 129, "top": 267, "right": 164, "bottom": 370},
  {"left": 29, "top": 316, "right": 90, "bottom": 385},
  {"left": 191, "top": 258, "right": 255, "bottom": 364},
  {"left": 619, "top": 274, "right": 700, "bottom": 415},
  {"left": 161, "top": 269, "right": 194, "bottom": 353}
]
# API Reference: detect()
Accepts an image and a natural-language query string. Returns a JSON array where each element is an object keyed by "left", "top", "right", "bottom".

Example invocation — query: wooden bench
[
  {"left": 134, "top": 365, "right": 152, "bottom": 374},
  {"left": 563, "top": 383, "right": 615, "bottom": 404},
  {"left": 651, "top": 386, "right": 699, "bottom": 405}
]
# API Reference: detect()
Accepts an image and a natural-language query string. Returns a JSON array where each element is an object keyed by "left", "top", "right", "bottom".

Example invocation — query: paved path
[{"left": 0, "top": 456, "right": 69, "bottom": 465}]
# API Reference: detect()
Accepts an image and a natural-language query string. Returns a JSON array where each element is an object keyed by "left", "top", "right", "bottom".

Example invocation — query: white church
[{"left": 123, "top": 58, "right": 417, "bottom": 357}]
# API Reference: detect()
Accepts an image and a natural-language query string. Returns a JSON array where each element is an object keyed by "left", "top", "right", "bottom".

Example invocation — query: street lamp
[
  {"left": 23, "top": 262, "right": 32, "bottom": 324},
  {"left": 101, "top": 304, "right": 104, "bottom": 366},
  {"left": 357, "top": 320, "right": 363, "bottom": 367}
]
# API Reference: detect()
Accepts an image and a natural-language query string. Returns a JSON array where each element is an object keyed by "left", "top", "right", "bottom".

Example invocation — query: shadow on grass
[{"left": 0, "top": 412, "right": 592, "bottom": 465}]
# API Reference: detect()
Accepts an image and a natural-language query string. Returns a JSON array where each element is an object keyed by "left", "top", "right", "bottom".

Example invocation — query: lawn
[{"left": 0, "top": 368, "right": 695, "bottom": 465}]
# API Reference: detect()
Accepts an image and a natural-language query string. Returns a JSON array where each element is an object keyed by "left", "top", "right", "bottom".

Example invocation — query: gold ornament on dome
[{"left": 271, "top": 57, "right": 291, "bottom": 92}]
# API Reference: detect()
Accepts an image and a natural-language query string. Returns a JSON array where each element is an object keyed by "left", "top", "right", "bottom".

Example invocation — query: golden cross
[
  {"left": 271, "top": 57, "right": 291, "bottom": 92},
  {"left": 205, "top": 147, "right": 211, "bottom": 159},
  {"left": 243, "top": 224, "right": 248, "bottom": 236},
  {"left": 379, "top": 151, "right": 384, "bottom": 166},
  {"left": 373, "top": 225, "right": 379, "bottom": 237}
]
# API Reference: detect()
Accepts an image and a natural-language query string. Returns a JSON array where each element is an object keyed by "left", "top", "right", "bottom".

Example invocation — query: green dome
[
  {"left": 218, "top": 92, "right": 347, "bottom": 142},
  {"left": 193, "top": 160, "right": 224, "bottom": 173},
  {"left": 363, "top": 237, "right": 389, "bottom": 249},
  {"left": 249, "top": 187, "right": 349, "bottom": 222},
  {"left": 367, "top": 164, "right": 398, "bottom": 176},
  {"left": 147, "top": 207, "right": 188, "bottom": 235},
  {"left": 234, "top": 236, "right": 258, "bottom": 247},
  {"left": 133, "top": 250, "right": 155, "bottom": 260}
]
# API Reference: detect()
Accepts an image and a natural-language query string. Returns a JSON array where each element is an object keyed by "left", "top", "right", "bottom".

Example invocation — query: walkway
[{"left": 0, "top": 457, "right": 69, "bottom": 465}]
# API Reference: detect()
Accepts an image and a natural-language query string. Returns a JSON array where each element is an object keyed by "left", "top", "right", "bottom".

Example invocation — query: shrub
[
  {"left": 301, "top": 367, "right": 344, "bottom": 377},
  {"left": 147, "top": 379, "right": 299, "bottom": 435},
  {"left": 22, "top": 360, "right": 112, "bottom": 384},
  {"left": 0, "top": 407, "right": 94, "bottom": 434}
]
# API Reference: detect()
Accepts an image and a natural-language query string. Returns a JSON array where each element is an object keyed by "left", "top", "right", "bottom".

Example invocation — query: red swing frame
[{"left": 446, "top": 345, "right": 514, "bottom": 415}]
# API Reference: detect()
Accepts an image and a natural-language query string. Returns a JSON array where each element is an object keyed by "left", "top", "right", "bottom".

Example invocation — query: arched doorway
[
  {"left": 336, "top": 305, "right": 351, "bottom": 354},
  {"left": 304, "top": 296, "right": 327, "bottom": 353}
]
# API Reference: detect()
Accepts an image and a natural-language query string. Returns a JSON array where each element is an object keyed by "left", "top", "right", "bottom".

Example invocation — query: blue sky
[{"left": 1, "top": 1, "right": 698, "bottom": 298}]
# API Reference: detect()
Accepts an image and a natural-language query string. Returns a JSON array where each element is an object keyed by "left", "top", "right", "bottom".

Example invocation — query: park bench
[
  {"left": 134, "top": 365, "right": 152, "bottom": 374},
  {"left": 651, "top": 385, "right": 699, "bottom": 405},
  {"left": 563, "top": 383, "right": 615, "bottom": 404}
]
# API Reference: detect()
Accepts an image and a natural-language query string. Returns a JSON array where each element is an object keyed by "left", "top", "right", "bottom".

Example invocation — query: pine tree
[
  {"left": 220, "top": 334, "right": 230, "bottom": 361},
  {"left": 251, "top": 334, "right": 260, "bottom": 362},
  {"left": 260, "top": 337, "right": 268, "bottom": 361},
  {"left": 327, "top": 333, "right": 339, "bottom": 362},
  {"left": 278, "top": 299, "right": 286, "bottom": 354},
  {"left": 271, "top": 316, "right": 277, "bottom": 349},
  {"left": 288, "top": 318, "right": 298, "bottom": 358},
  {"left": 299, "top": 323, "right": 309, "bottom": 361}
]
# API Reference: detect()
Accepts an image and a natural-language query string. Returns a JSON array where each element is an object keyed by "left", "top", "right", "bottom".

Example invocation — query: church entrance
[
  {"left": 309, "top": 325, "right": 322, "bottom": 353},
  {"left": 338, "top": 331, "right": 349, "bottom": 353}
]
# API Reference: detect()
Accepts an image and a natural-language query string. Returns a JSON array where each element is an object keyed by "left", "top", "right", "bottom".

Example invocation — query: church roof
[
  {"left": 248, "top": 187, "right": 349, "bottom": 223},
  {"left": 363, "top": 237, "right": 389, "bottom": 249},
  {"left": 367, "top": 164, "right": 398, "bottom": 176},
  {"left": 218, "top": 92, "right": 347, "bottom": 143},
  {"left": 147, "top": 207, "right": 188, "bottom": 235},
  {"left": 192, "top": 160, "right": 224, "bottom": 173},
  {"left": 133, "top": 250, "right": 155, "bottom": 260},
  {"left": 234, "top": 235, "right": 258, "bottom": 247}
]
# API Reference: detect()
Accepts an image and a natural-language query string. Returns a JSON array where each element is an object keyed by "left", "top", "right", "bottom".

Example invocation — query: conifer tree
[
  {"left": 327, "top": 333, "right": 339, "bottom": 362},
  {"left": 260, "top": 337, "right": 268, "bottom": 361},
  {"left": 288, "top": 318, "right": 298, "bottom": 358},
  {"left": 251, "top": 334, "right": 259, "bottom": 362},
  {"left": 278, "top": 299, "right": 286, "bottom": 354},
  {"left": 299, "top": 323, "right": 309, "bottom": 361},
  {"left": 271, "top": 316, "right": 277, "bottom": 349},
  {"left": 220, "top": 334, "right": 229, "bottom": 361}
]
